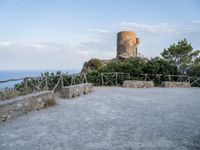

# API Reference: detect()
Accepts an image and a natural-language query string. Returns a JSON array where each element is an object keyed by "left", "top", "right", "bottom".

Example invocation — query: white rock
[{"left": 37, "top": 98, "right": 43, "bottom": 103}]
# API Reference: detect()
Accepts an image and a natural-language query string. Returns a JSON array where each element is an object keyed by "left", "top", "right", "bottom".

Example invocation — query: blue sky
[{"left": 0, "top": 0, "right": 200, "bottom": 70}]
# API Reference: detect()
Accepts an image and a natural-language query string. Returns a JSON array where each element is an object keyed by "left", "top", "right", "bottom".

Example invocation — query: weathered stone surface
[
  {"left": 161, "top": 82, "right": 191, "bottom": 88},
  {"left": 61, "top": 83, "right": 93, "bottom": 99},
  {"left": 37, "top": 97, "right": 43, "bottom": 103},
  {"left": 0, "top": 91, "right": 54, "bottom": 122},
  {"left": 117, "top": 31, "right": 140, "bottom": 59},
  {"left": 123, "top": 80, "right": 154, "bottom": 88}
]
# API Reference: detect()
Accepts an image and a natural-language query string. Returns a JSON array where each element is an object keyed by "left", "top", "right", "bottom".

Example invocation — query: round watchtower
[{"left": 117, "top": 31, "right": 139, "bottom": 59}]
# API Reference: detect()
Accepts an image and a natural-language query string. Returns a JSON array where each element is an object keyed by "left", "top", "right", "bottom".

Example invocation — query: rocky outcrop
[
  {"left": 123, "top": 80, "right": 154, "bottom": 88},
  {"left": 0, "top": 91, "right": 55, "bottom": 122},
  {"left": 161, "top": 82, "right": 191, "bottom": 87},
  {"left": 61, "top": 83, "right": 93, "bottom": 99}
]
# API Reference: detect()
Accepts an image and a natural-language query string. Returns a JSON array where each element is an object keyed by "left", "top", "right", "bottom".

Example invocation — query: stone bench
[
  {"left": 123, "top": 80, "right": 154, "bottom": 88},
  {"left": 0, "top": 91, "right": 55, "bottom": 122},
  {"left": 61, "top": 83, "right": 93, "bottom": 99},
  {"left": 161, "top": 81, "right": 191, "bottom": 88}
]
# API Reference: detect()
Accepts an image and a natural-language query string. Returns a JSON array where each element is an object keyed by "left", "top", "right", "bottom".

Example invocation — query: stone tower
[{"left": 117, "top": 31, "right": 140, "bottom": 59}]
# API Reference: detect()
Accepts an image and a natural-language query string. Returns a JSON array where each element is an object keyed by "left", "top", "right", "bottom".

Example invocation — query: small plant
[
  {"left": 0, "top": 88, "right": 20, "bottom": 100},
  {"left": 44, "top": 99, "right": 56, "bottom": 108}
]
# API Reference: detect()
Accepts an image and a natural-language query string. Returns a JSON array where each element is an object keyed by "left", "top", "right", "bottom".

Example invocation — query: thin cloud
[
  {"left": 75, "top": 50, "right": 90, "bottom": 57},
  {"left": 118, "top": 22, "right": 176, "bottom": 36},
  {"left": 0, "top": 41, "right": 13, "bottom": 47},
  {"left": 86, "top": 28, "right": 109, "bottom": 34},
  {"left": 0, "top": 21, "right": 200, "bottom": 70}
]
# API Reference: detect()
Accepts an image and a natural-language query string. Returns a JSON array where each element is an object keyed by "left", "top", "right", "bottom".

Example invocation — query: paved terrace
[{"left": 0, "top": 87, "right": 200, "bottom": 150}]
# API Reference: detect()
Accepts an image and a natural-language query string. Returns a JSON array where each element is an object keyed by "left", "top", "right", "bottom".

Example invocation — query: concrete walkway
[{"left": 0, "top": 87, "right": 200, "bottom": 150}]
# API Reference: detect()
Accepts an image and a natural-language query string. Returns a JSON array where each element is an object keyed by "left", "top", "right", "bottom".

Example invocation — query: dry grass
[
  {"left": 44, "top": 99, "right": 56, "bottom": 108},
  {"left": 0, "top": 88, "right": 20, "bottom": 101}
]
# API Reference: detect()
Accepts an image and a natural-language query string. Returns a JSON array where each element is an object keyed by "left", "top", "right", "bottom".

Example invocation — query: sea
[{"left": 0, "top": 70, "right": 80, "bottom": 89}]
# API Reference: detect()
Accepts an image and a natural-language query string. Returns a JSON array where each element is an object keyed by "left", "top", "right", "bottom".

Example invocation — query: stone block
[
  {"left": 61, "top": 83, "right": 93, "bottom": 99},
  {"left": 0, "top": 91, "right": 55, "bottom": 122},
  {"left": 123, "top": 80, "right": 154, "bottom": 88},
  {"left": 161, "top": 82, "right": 191, "bottom": 88}
]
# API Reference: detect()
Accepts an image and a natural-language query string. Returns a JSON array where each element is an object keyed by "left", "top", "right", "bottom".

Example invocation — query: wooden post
[
  {"left": 61, "top": 75, "right": 64, "bottom": 88},
  {"left": 83, "top": 73, "right": 88, "bottom": 83},
  {"left": 45, "top": 76, "right": 48, "bottom": 90},
  {"left": 115, "top": 73, "right": 118, "bottom": 86},
  {"left": 52, "top": 77, "right": 61, "bottom": 92},
  {"left": 101, "top": 73, "right": 104, "bottom": 85},
  {"left": 81, "top": 74, "right": 84, "bottom": 84},
  {"left": 157, "top": 75, "right": 160, "bottom": 85},
  {"left": 169, "top": 75, "right": 171, "bottom": 81},
  {"left": 85, "top": 73, "right": 88, "bottom": 83},
  {"left": 24, "top": 78, "right": 28, "bottom": 94},
  {"left": 73, "top": 75, "right": 76, "bottom": 85},
  {"left": 81, "top": 74, "right": 83, "bottom": 84},
  {"left": 71, "top": 76, "right": 73, "bottom": 85},
  {"left": 145, "top": 74, "right": 147, "bottom": 81}
]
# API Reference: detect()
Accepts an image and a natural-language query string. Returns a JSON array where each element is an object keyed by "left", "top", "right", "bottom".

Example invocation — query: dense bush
[
  {"left": 87, "top": 70, "right": 102, "bottom": 86},
  {"left": 85, "top": 57, "right": 179, "bottom": 86},
  {"left": 143, "top": 57, "right": 179, "bottom": 75}
]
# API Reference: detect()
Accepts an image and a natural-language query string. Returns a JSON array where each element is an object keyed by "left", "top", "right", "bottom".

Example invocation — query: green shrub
[
  {"left": 85, "top": 57, "right": 179, "bottom": 86},
  {"left": 82, "top": 58, "right": 103, "bottom": 72}
]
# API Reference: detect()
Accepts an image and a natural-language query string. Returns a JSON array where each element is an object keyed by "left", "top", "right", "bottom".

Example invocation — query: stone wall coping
[
  {"left": 161, "top": 81, "right": 191, "bottom": 88},
  {"left": 124, "top": 80, "right": 153, "bottom": 82},
  {"left": 163, "top": 81, "right": 190, "bottom": 83},
  {"left": 0, "top": 91, "right": 53, "bottom": 107},
  {"left": 123, "top": 80, "right": 154, "bottom": 88},
  {"left": 62, "top": 83, "right": 92, "bottom": 89},
  {"left": 61, "top": 83, "right": 93, "bottom": 99}
]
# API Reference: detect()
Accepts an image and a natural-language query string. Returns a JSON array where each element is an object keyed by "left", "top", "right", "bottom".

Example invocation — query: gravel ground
[{"left": 0, "top": 87, "right": 200, "bottom": 150}]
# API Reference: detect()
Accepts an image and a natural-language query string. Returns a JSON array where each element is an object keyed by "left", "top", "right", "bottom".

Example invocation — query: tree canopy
[{"left": 161, "top": 39, "right": 200, "bottom": 73}]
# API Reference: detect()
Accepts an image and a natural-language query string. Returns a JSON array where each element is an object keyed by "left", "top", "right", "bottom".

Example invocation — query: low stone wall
[
  {"left": 161, "top": 81, "right": 191, "bottom": 88},
  {"left": 61, "top": 83, "right": 93, "bottom": 99},
  {"left": 0, "top": 91, "right": 55, "bottom": 122},
  {"left": 123, "top": 80, "right": 154, "bottom": 88}
]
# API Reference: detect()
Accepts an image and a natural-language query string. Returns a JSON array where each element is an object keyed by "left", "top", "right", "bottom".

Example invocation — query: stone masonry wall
[
  {"left": 117, "top": 31, "right": 140, "bottom": 59},
  {"left": 61, "top": 83, "right": 93, "bottom": 99},
  {"left": 0, "top": 91, "right": 54, "bottom": 122},
  {"left": 123, "top": 80, "right": 154, "bottom": 88},
  {"left": 161, "top": 82, "right": 191, "bottom": 88}
]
